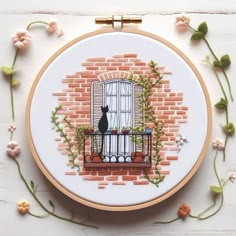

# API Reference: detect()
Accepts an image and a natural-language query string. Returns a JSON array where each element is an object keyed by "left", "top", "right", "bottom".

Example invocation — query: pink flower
[
  {"left": 12, "top": 29, "right": 31, "bottom": 49},
  {"left": 6, "top": 141, "right": 21, "bottom": 158},
  {"left": 46, "top": 20, "right": 57, "bottom": 34},
  {"left": 8, "top": 124, "right": 16, "bottom": 133},
  {"left": 229, "top": 173, "right": 236, "bottom": 183},
  {"left": 212, "top": 138, "right": 224, "bottom": 151},
  {"left": 175, "top": 15, "right": 190, "bottom": 31},
  {"left": 57, "top": 28, "right": 64, "bottom": 38}
]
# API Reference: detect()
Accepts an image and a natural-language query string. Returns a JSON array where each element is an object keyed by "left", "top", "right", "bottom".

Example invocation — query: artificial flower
[
  {"left": 57, "top": 28, "right": 64, "bottom": 38},
  {"left": 8, "top": 124, "right": 16, "bottom": 133},
  {"left": 229, "top": 173, "right": 236, "bottom": 183},
  {"left": 178, "top": 203, "right": 191, "bottom": 218},
  {"left": 12, "top": 29, "right": 31, "bottom": 49},
  {"left": 46, "top": 20, "right": 57, "bottom": 34},
  {"left": 175, "top": 15, "right": 190, "bottom": 31},
  {"left": 17, "top": 200, "right": 30, "bottom": 214},
  {"left": 6, "top": 140, "right": 21, "bottom": 158},
  {"left": 212, "top": 138, "right": 224, "bottom": 151}
]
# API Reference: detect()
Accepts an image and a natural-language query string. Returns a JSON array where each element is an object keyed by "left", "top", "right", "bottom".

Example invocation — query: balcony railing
[{"left": 83, "top": 132, "right": 152, "bottom": 168}]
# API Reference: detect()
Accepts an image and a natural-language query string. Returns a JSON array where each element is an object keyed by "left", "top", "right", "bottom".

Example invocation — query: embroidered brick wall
[{"left": 52, "top": 54, "right": 188, "bottom": 189}]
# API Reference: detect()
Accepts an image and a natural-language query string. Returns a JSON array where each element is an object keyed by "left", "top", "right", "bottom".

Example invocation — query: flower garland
[
  {"left": 154, "top": 14, "right": 235, "bottom": 224},
  {"left": 2, "top": 19, "right": 97, "bottom": 229}
]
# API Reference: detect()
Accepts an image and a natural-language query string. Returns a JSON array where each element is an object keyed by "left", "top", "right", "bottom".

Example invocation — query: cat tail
[{"left": 99, "top": 133, "right": 104, "bottom": 156}]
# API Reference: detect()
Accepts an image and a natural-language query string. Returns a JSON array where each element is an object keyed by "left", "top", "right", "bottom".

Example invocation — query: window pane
[
  {"left": 120, "top": 95, "right": 131, "bottom": 112},
  {"left": 106, "top": 81, "right": 117, "bottom": 95},
  {"left": 120, "top": 82, "right": 131, "bottom": 95},
  {"left": 106, "top": 95, "right": 117, "bottom": 112}
]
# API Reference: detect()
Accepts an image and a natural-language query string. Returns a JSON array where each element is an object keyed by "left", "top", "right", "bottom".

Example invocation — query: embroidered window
[{"left": 92, "top": 79, "right": 143, "bottom": 130}]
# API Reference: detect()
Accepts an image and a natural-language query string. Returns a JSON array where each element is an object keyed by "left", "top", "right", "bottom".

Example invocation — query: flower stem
[
  {"left": 26, "top": 21, "right": 49, "bottom": 30},
  {"left": 214, "top": 150, "right": 221, "bottom": 185},
  {"left": 189, "top": 150, "right": 224, "bottom": 220},
  {"left": 223, "top": 134, "right": 228, "bottom": 162},
  {"left": 28, "top": 211, "right": 50, "bottom": 218},
  {"left": 13, "top": 158, "right": 98, "bottom": 229},
  {"left": 203, "top": 58, "right": 228, "bottom": 103},
  {"left": 222, "top": 69, "right": 234, "bottom": 101},
  {"left": 153, "top": 216, "right": 181, "bottom": 224},
  {"left": 9, "top": 49, "right": 19, "bottom": 120},
  {"left": 188, "top": 25, "right": 233, "bottom": 101},
  {"left": 202, "top": 37, "right": 218, "bottom": 61}
]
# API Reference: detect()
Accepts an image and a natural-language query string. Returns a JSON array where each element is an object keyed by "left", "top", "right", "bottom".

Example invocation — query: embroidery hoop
[{"left": 26, "top": 27, "right": 212, "bottom": 211}]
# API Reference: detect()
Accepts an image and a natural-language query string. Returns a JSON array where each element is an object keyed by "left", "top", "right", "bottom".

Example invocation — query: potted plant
[
  {"left": 83, "top": 126, "right": 94, "bottom": 134},
  {"left": 111, "top": 127, "right": 118, "bottom": 134},
  {"left": 122, "top": 127, "right": 130, "bottom": 134},
  {"left": 145, "top": 127, "right": 152, "bottom": 134}
]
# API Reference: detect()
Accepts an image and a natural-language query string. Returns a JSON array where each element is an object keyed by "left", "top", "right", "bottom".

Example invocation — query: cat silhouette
[{"left": 98, "top": 105, "right": 109, "bottom": 155}]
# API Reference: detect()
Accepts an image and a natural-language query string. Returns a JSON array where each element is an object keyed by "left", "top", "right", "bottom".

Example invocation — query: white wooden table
[{"left": 1, "top": 1, "right": 236, "bottom": 235}]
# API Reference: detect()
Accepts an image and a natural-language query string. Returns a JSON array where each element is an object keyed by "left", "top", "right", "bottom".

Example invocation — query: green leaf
[
  {"left": 214, "top": 98, "right": 228, "bottom": 110},
  {"left": 213, "top": 60, "right": 222, "bottom": 68},
  {"left": 223, "top": 123, "right": 235, "bottom": 136},
  {"left": 220, "top": 54, "right": 231, "bottom": 67},
  {"left": 11, "top": 79, "right": 20, "bottom": 87},
  {"left": 210, "top": 185, "right": 222, "bottom": 194},
  {"left": 198, "top": 22, "right": 208, "bottom": 36},
  {"left": 48, "top": 200, "right": 55, "bottom": 208},
  {"left": 191, "top": 32, "right": 203, "bottom": 40},
  {"left": 1, "top": 66, "right": 14, "bottom": 75}
]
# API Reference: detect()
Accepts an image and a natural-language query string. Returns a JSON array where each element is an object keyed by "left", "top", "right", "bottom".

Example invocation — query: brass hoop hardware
[{"left": 95, "top": 15, "right": 142, "bottom": 29}]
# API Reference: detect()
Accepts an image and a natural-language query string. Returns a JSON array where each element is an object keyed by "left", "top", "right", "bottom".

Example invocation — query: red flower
[{"left": 178, "top": 203, "right": 191, "bottom": 218}]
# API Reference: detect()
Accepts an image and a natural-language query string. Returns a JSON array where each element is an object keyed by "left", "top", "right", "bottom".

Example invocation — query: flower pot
[
  {"left": 90, "top": 153, "right": 102, "bottom": 162},
  {"left": 111, "top": 130, "right": 118, "bottom": 134},
  {"left": 84, "top": 128, "right": 94, "bottom": 134},
  {"left": 131, "top": 152, "right": 144, "bottom": 162},
  {"left": 145, "top": 128, "right": 152, "bottom": 134},
  {"left": 122, "top": 130, "right": 130, "bottom": 135}
]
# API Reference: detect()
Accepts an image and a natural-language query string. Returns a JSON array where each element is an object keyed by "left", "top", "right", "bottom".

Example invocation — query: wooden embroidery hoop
[{"left": 26, "top": 17, "right": 212, "bottom": 211}]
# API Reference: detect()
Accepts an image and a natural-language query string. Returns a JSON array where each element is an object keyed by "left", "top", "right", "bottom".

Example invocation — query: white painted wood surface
[{"left": 0, "top": 1, "right": 236, "bottom": 235}]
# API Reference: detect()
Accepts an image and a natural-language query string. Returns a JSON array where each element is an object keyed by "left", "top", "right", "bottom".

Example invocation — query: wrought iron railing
[{"left": 83, "top": 132, "right": 152, "bottom": 168}]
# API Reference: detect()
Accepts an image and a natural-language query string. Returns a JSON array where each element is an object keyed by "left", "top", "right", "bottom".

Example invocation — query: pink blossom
[
  {"left": 57, "top": 28, "right": 64, "bottom": 38},
  {"left": 229, "top": 173, "right": 236, "bottom": 183},
  {"left": 212, "top": 138, "right": 224, "bottom": 151},
  {"left": 8, "top": 124, "right": 16, "bottom": 133},
  {"left": 6, "top": 141, "right": 21, "bottom": 158},
  {"left": 46, "top": 20, "right": 57, "bottom": 34},
  {"left": 175, "top": 15, "right": 190, "bottom": 31},
  {"left": 12, "top": 29, "right": 31, "bottom": 49}
]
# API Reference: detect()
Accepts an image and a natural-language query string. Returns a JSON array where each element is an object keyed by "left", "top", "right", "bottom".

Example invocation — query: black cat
[{"left": 98, "top": 105, "right": 109, "bottom": 155}]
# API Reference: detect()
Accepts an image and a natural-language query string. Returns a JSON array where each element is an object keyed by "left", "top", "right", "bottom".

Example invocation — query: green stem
[
  {"left": 10, "top": 132, "right": 13, "bottom": 141},
  {"left": 213, "top": 150, "right": 221, "bottom": 185},
  {"left": 153, "top": 216, "right": 181, "bottom": 224},
  {"left": 204, "top": 58, "right": 228, "bottom": 103},
  {"left": 202, "top": 37, "right": 218, "bottom": 61},
  {"left": 26, "top": 21, "right": 49, "bottom": 30},
  {"left": 10, "top": 49, "right": 19, "bottom": 120},
  {"left": 222, "top": 68, "right": 234, "bottom": 101},
  {"left": 188, "top": 25, "right": 233, "bottom": 101},
  {"left": 28, "top": 211, "right": 50, "bottom": 218},
  {"left": 199, "top": 194, "right": 224, "bottom": 220},
  {"left": 13, "top": 158, "right": 98, "bottom": 229},
  {"left": 189, "top": 150, "right": 224, "bottom": 220},
  {"left": 223, "top": 134, "right": 228, "bottom": 162}
]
